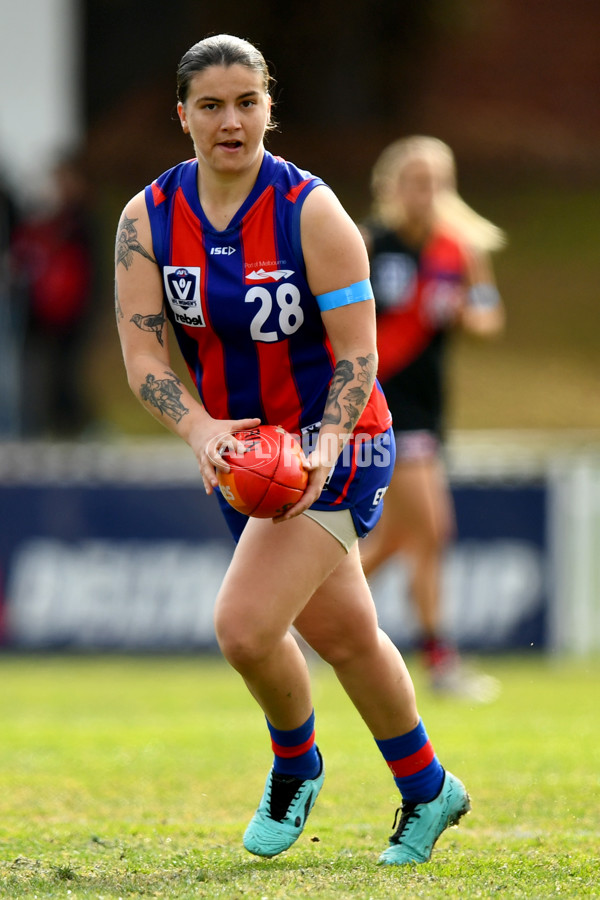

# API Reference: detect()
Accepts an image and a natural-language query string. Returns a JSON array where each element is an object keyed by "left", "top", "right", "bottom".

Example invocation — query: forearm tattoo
[
  {"left": 139, "top": 370, "right": 189, "bottom": 423},
  {"left": 130, "top": 309, "right": 166, "bottom": 346},
  {"left": 116, "top": 214, "right": 156, "bottom": 270},
  {"left": 322, "top": 354, "right": 376, "bottom": 431}
]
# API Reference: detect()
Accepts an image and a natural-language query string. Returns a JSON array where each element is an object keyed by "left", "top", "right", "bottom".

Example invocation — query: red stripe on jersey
[
  {"left": 332, "top": 447, "right": 358, "bottom": 505},
  {"left": 241, "top": 187, "right": 302, "bottom": 426},
  {"left": 285, "top": 179, "right": 312, "bottom": 203},
  {"left": 151, "top": 181, "right": 166, "bottom": 206},
  {"left": 256, "top": 342, "right": 301, "bottom": 429},
  {"left": 271, "top": 730, "right": 316, "bottom": 758},
  {"left": 171, "top": 189, "right": 229, "bottom": 418},
  {"left": 387, "top": 740, "right": 435, "bottom": 778}
]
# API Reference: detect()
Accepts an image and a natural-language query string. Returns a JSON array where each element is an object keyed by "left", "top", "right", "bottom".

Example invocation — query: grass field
[{"left": 0, "top": 653, "right": 598, "bottom": 899}]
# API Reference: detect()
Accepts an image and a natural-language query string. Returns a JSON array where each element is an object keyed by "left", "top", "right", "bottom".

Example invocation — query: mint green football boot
[
  {"left": 378, "top": 771, "right": 471, "bottom": 865},
  {"left": 243, "top": 751, "right": 324, "bottom": 858}
]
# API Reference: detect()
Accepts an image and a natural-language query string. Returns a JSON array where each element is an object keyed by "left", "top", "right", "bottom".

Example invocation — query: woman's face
[
  {"left": 177, "top": 64, "right": 271, "bottom": 177},
  {"left": 395, "top": 157, "right": 440, "bottom": 227}
]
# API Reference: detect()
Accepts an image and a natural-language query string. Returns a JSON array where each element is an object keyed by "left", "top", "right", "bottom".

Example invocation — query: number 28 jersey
[{"left": 144, "top": 151, "right": 390, "bottom": 439}]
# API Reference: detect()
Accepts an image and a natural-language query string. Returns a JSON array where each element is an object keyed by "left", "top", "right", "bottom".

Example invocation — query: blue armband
[
  {"left": 468, "top": 283, "right": 501, "bottom": 310},
  {"left": 316, "top": 278, "right": 373, "bottom": 311}
]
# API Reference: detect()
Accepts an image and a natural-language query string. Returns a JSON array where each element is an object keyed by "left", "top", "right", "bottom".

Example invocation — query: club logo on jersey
[
  {"left": 246, "top": 268, "right": 295, "bottom": 282},
  {"left": 163, "top": 266, "right": 205, "bottom": 327},
  {"left": 370, "top": 253, "right": 416, "bottom": 309}
]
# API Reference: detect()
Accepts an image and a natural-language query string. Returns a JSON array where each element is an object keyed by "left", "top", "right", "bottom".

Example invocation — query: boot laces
[
  {"left": 268, "top": 773, "right": 304, "bottom": 822},
  {"left": 389, "top": 801, "right": 421, "bottom": 844}
]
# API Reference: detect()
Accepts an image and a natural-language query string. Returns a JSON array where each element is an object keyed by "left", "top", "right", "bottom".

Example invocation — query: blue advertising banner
[
  {"left": 367, "top": 479, "right": 548, "bottom": 651},
  {"left": 453, "top": 481, "right": 548, "bottom": 649},
  {"left": 0, "top": 448, "right": 548, "bottom": 652},
  {"left": 1, "top": 481, "right": 232, "bottom": 649}
]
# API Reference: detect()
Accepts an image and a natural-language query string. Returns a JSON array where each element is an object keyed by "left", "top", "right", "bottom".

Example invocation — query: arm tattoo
[
  {"left": 139, "top": 370, "right": 189, "bottom": 423},
  {"left": 116, "top": 214, "right": 156, "bottom": 270},
  {"left": 356, "top": 354, "right": 377, "bottom": 390},
  {"left": 130, "top": 309, "right": 166, "bottom": 346},
  {"left": 114, "top": 283, "right": 124, "bottom": 321},
  {"left": 321, "top": 354, "right": 376, "bottom": 432},
  {"left": 321, "top": 359, "right": 354, "bottom": 427}
]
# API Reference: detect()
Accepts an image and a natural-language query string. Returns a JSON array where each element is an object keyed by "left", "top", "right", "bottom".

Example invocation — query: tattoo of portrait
[
  {"left": 116, "top": 214, "right": 156, "bottom": 270},
  {"left": 114, "top": 283, "right": 124, "bottom": 321},
  {"left": 130, "top": 310, "right": 166, "bottom": 346},
  {"left": 321, "top": 354, "right": 376, "bottom": 432},
  {"left": 139, "top": 370, "right": 189, "bottom": 423},
  {"left": 321, "top": 359, "right": 354, "bottom": 426}
]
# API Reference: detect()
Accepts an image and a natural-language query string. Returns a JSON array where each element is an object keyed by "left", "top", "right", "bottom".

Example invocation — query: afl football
[{"left": 216, "top": 425, "right": 308, "bottom": 518}]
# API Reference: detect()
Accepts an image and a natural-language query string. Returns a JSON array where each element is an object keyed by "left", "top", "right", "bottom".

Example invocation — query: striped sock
[
  {"left": 375, "top": 719, "right": 444, "bottom": 803},
  {"left": 266, "top": 710, "right": 321, "bottom": 779}
]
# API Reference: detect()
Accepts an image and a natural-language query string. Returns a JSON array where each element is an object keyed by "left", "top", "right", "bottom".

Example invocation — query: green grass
[{"left": 0, "top": 653, "right": 598, "bottom": 898}]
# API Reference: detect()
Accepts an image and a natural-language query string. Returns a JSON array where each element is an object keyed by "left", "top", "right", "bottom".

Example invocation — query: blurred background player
[
  {"left": 360, "top": 135, "right": 506, "bottom": 701},
  {"left": 11, "top": 152, "right": 97, "bottom": 437},
  {"left": 0, "top": 162, "right": 20, "bottom": 435}
]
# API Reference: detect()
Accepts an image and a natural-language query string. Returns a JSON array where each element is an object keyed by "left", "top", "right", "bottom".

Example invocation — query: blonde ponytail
[{"left": 370, "top": 135, "right": 506, "bottom": 253}]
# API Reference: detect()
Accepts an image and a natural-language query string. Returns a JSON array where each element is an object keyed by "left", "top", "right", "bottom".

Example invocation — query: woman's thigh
[
  {"left": 214, "top": 513, "right": 348, "bottom": 643},
  {"left": 386, "top": 457, "right": 454, "bottom": 544},
  {"left": 294, "top": 544, "right": 381, "bottom": 661}
]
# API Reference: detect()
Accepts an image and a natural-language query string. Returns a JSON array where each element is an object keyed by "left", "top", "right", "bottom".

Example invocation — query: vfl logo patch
[{"left": 163, "top": 266, "right": 206, "bottom": 327}]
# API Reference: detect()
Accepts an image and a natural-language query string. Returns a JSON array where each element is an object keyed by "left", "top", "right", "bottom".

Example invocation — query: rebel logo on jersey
[{"left": 163, "top": 265, "right": 206, "bottom": 327}]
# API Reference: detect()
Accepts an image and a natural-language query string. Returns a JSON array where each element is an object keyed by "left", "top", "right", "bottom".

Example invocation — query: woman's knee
[
  {"left": 304, "top": 623, "right": 378, "bottom": 668},
  {"left": 214, "top": 609, "right": 272, "bottom": 670}
]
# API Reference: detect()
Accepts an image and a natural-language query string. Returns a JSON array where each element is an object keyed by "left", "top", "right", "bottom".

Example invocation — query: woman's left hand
[{"left": 272, "top": 450, "right": 332, "bottom": 522}]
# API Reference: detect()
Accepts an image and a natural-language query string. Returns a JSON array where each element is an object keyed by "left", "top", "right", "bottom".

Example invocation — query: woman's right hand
[{"left": 186, "top": 415, "right": 262, "bottom": 495}]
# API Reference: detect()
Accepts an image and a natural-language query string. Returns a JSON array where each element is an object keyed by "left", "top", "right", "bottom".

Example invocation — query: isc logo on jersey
[
  {"left": 163, "top": 266, "right": 206, "bottom": 327},
  {"left": 210, "top": 246, "right": 236, "bottom": 255}
]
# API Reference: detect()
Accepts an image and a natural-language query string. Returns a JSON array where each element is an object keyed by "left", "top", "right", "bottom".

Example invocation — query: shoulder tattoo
[{"left": 116, "top": 214, "right": 156, "bottom": 270}]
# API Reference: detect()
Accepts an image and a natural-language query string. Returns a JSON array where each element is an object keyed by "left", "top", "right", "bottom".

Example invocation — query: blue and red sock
[
  {"left": 375, "top": 719, "right": 444, "bottom": 803},
  {"left": 266, "top": 709, "right": 321, "bottom": 780}
]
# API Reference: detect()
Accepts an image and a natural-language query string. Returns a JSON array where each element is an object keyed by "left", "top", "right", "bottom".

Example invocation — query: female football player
[
  {"left": 115, "top": 35, "right": 470, "bottom": 865},
  {"left": 360, "top": 136, "right": 506, "bottom": 700}
]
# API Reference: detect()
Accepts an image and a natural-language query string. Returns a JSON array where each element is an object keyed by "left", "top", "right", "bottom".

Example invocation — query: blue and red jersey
[
  {"left": 145, "top": 151, "right": 394, "bottom": 538},
  {"left": 145, "top": 151, "right": 391, "bottom": 442}
]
